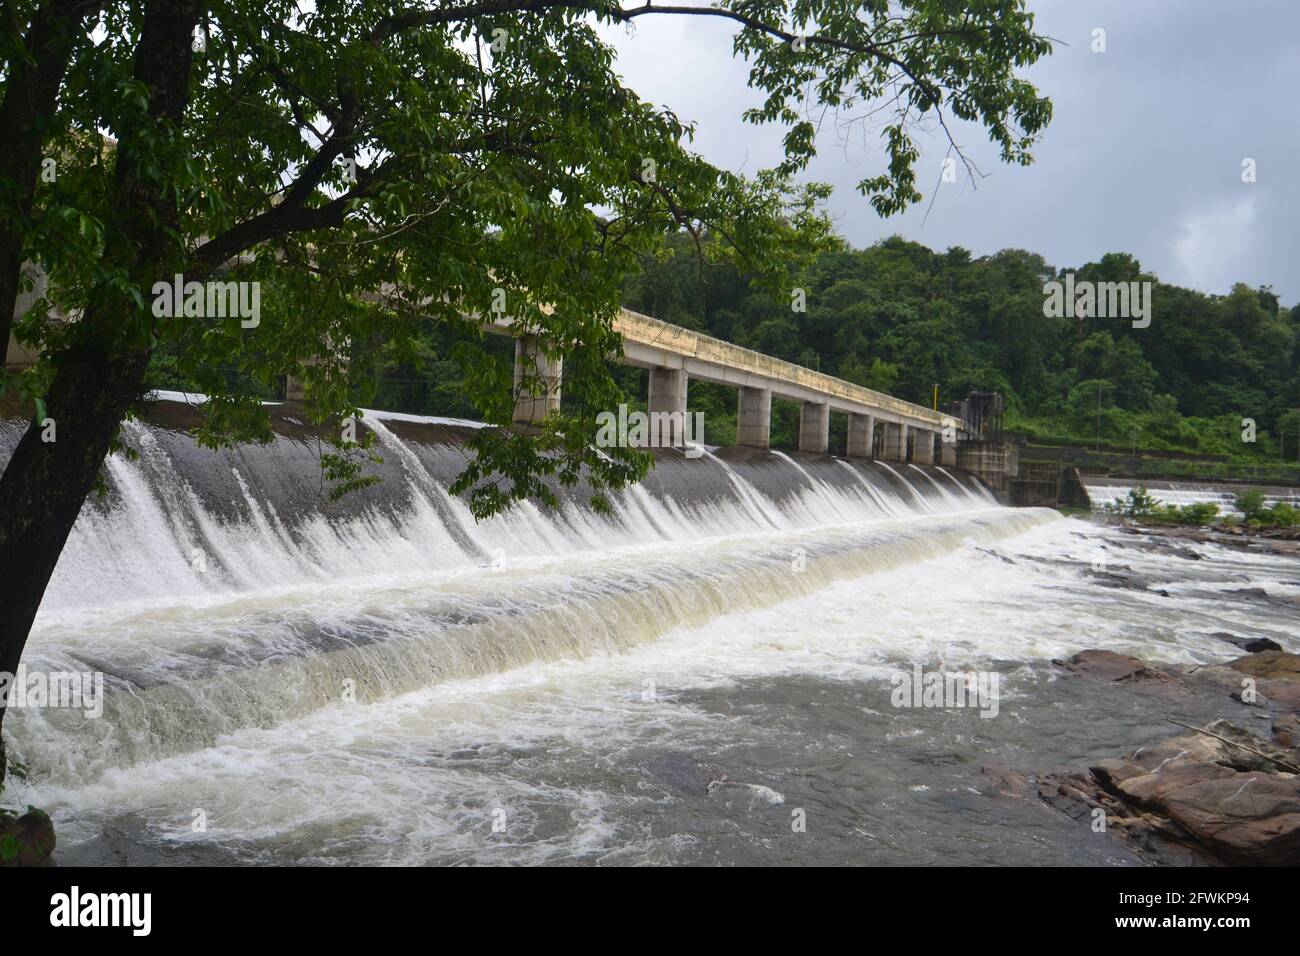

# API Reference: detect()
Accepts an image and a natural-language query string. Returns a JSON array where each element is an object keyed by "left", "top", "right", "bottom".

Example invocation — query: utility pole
[{"left": 932, "top": 383, "right": 939, "bottom": 411}]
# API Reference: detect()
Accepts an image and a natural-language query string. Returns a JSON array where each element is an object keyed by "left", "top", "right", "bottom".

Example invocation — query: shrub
[
  {"left": 1104, "top": 486, "right": 1159, "bottom": 518},
  {"left": 1234, "top": 489, "right": 1267, "bottom": 520}
]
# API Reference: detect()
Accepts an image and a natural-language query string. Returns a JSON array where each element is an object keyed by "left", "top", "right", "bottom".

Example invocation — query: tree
[{"left": 0, "top": 0, "right": 1052, "bottom": 778}]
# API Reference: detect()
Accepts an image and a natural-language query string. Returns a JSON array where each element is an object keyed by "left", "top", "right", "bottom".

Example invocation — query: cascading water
[
  {"left": 4, "top": 400, "right": 1033, "bottom": 782},
  {"left": 3, "top": 397, "right": 1295, "bottom": 865},
  {"left": 1081, "top": 476, "right": 1300, "bottom": 515}
]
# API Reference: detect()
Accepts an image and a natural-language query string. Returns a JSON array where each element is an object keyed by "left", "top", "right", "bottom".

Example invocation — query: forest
[
  {"left": 614, "top": 234, "right": 1299, "bottom": 459},
  {"left": 149, "top": 232, "right": 1300, "bottom": 465}
]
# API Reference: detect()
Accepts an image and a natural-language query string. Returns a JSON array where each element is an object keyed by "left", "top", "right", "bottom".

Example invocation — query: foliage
[
  {"left": 612, "top": 235, "right": 1298, "bottom": 456},
  {"left": 1234, "top": 489, "right": 1268, "bottom": 520},
  {"left": 1151, "top": 502, "right": 1219, "bottom": 526},
  {"left": 1103, "top": 486, "right": 1159, "bottom": 519},
  {"left": 1234, "top": 490, "right": 1300, "bottom": 527},
  {"left": 3, "top": 0, "right": 1054, "bottom": 512}
]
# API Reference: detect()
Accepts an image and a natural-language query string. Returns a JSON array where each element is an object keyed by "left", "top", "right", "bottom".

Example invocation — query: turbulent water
[
  {"left": 1083, "top": 476, "right": 1300, "bottom": 515},
  {"left": 2, "top": 399, "right": 1297, "bottom": 865}
]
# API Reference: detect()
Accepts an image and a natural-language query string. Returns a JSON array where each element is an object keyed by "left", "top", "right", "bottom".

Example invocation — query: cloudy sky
[{"left": 599, "top": 0, "right": 1300, "bottom": 304}]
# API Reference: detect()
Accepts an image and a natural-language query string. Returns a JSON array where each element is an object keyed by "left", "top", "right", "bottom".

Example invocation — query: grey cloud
[{"left": 602, "top": 0, "right": 1300, "bottom": 304}]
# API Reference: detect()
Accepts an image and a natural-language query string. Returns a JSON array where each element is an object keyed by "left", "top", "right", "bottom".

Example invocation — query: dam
[{"left": 3, "top": 393, "right": 1297, "bottom": 866}]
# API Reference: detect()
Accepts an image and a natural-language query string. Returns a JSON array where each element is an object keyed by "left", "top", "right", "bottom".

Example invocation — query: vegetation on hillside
[{"left": 617, "top": 235, "right": 1300, "bottom": 457}]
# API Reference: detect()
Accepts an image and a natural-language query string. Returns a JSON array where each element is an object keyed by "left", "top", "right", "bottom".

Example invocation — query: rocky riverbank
[{"left": 1032, "top": 648, "right": 1300, "bottom": 865}]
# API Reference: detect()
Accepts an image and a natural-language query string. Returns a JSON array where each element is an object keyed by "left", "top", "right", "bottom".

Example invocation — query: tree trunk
[
  {"left": 0, "top": 0, "right": 200, "bottom": 786},
  {"left": 0, "top": 0, "right": 104, "bottom": 358},
  {"left": 0, "top": 346, "right": 151, "bottom": 779}
]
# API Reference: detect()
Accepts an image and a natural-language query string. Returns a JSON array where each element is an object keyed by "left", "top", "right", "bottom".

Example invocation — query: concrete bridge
[
  {"left": 6, "top": 274, "right": 963, "bottom": 466},
  {"left": 503, "top": 307, "right": 962, "bottom": 466}
]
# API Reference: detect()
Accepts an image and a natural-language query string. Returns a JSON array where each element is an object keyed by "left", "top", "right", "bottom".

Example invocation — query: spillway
[{"left": 3, "top": 397, "right": 1295, "bottom": 865}]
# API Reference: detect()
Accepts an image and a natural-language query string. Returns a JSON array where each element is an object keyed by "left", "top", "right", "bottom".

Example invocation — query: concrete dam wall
[{"left": 1, "top": 395, "right": 1055, "bottom": 786}]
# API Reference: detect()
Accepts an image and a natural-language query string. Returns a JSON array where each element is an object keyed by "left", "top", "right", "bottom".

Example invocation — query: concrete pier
[
  {"left": 647, "top": 367, "right": 688, "bottom": 447},
  {"left": 881, "top": 421, "right": 908, "bottom": 462},
  {"left": 847, "top": 412, "right": 875, "bottom": 460},
  {"left": 798, "top": 401, "right": 829, "bottom": 455},
  {"left": 736, "top": 386, "right": 772, "bottom": 448},
  {"left": 911, "top": 428, "right": 935, "bottom": 465},
  {"left": 512, "top": 336, "right": 563, "bottom": 426}
]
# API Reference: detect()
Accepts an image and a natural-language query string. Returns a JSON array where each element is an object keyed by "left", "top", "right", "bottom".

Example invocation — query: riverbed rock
[
  {"left": 980, "top": 763, "right": 1031, "bottom": 796},
  {"left": 1207, "top": 631, "right": 1283, "bottom": 654},
  {"left": 1055, "top": 649, "right": 1185, "bottom": 688},
  {"left": 1041, "top": 717, "right": 1300, "bottom": 865},
  {"left": 1273, "top": 714, "right": 1300, "bottom": 749},
  {"left": 1228, "top": 650, "right": 1300, "bottom": 682},
  {"left": 1198, "top": 650, "right": 1300, "bottom": 711},
  {"left": 1158, "top": 772, "right": 1300, "bottom": 865},
  {"left": 0, "top": 808, "right": 56, "bottom": 867}
]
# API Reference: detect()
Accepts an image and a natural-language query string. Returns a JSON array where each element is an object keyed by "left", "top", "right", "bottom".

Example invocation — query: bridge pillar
[
  {"left": 881, "top": 421, "right": 908, "bottom": 462},
  {"left": 5, "top": 263, "right": 48, "bottom": 370},
  {"left": 939, "top": 434, "right": 958, "bottom": 467},
  {"left": 736, "top": 386, "right": 771, "bottom": 448},
  {"left": 846, "top": 412, "right": 875, "bottom": 459},
  {"left": 798, "top": 401, "right": 829, "bottom": 455},
  {"left": 513, "top": 335, "right": 563, "bottom": 426},
  {"left": 911, "top": 427, "right": 935, "bottom": 465},
  {"left": 647, "top": 367, "right": 688, "bottom": 447}
]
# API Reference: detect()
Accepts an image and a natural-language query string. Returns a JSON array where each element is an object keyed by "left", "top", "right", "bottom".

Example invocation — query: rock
[
  {"left": 1208, "top": 631, "right": 1283, "bottom": 654},
  {"left": 0, "top": 809, "right": 56, "bottom": 867},
  {"left": 1085, "top": 570, "right": 1170, "bottom": 596},
  {"left": 647, "top": 754, "right": 730, "bottom": 795},
  {"left": 1056, "top": 649, "right": 1184, "bottom": 687},
  {"left": 1116, "top": 757, "right": 1239, "bottom": 806},
  {"left": 1159, "top": 773, "right": 1300, "bottom": 865},
  {"left": 1130, "top": 732, "right": 1237, "bottom": 772},
  {"left": 1197, "top": 651, "right": 1300, "bottom": 711},
  {"left": 1273, "top": 715, "right": 1300, "bottom": 751},
  {"left": 1089, "top": 757, "right": 1147, "bottom": 791},
  {"left": 1202, "top": 667, "right": 1300, "bottom": 711},
  {"left": 1041, "top": 712, "right": 1300, "bottom": 865},
  {"left": 980, "top": 763, "right": 1030, "bottom": 796},
  {"left": 1229, "top": 650, "right": 1300, "bottom": 682}
]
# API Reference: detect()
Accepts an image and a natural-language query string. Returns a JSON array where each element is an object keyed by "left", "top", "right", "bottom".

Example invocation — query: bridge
[
  {"left": 502, "top": 307, "right": 962, "bottom": 466},
  {"left": 6, "top": 274, "right": 964, "bottom": 466}
]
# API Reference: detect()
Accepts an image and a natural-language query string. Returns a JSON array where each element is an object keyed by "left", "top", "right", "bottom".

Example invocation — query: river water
[{"left": 2, "top": 401, "right": 1296, "bottom": 865}]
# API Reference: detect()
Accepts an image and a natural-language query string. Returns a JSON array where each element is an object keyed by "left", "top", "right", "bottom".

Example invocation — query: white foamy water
[
  {"left": 1083, "top": 478, "right": 1300, "bottom": 515},
  {"left": 4, "top": 408, "right": 1296, "bottom": 865}
]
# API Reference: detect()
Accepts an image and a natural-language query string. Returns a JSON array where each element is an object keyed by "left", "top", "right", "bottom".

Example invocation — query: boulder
[
  {"left": 1229, "top": 650, "right": 1300, "bottom": 682},
  {"left": 1116, "top": 758, "right": 1237, "bottom": 806},
  {"left": 0, "top": 809, "right": 56, "bottom": 866},
  {"left": 1199, "top": 651, "right": 1300, "bottom": 711},
  {"left": 1207, "top": 631, "right": 1283, "bottom": 654},
  {"left": 1159, "top": 773, "right": 1300, "bottom": 865},
  {"left": 1274, "top": 714, "right": 1300, "bottom": 749},
  {"left": 1056, "top": 649, "right": 1184, "bottom": 688}
]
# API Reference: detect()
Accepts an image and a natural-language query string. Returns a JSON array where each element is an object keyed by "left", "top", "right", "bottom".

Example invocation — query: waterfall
[{"left": 1, "top": 403, "right": 1052, "bottom": 787}]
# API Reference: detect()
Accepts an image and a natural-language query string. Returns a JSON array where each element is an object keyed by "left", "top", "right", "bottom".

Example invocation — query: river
[{"left": 3, "top": 399, "right": 1295, "bottom": 865}]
